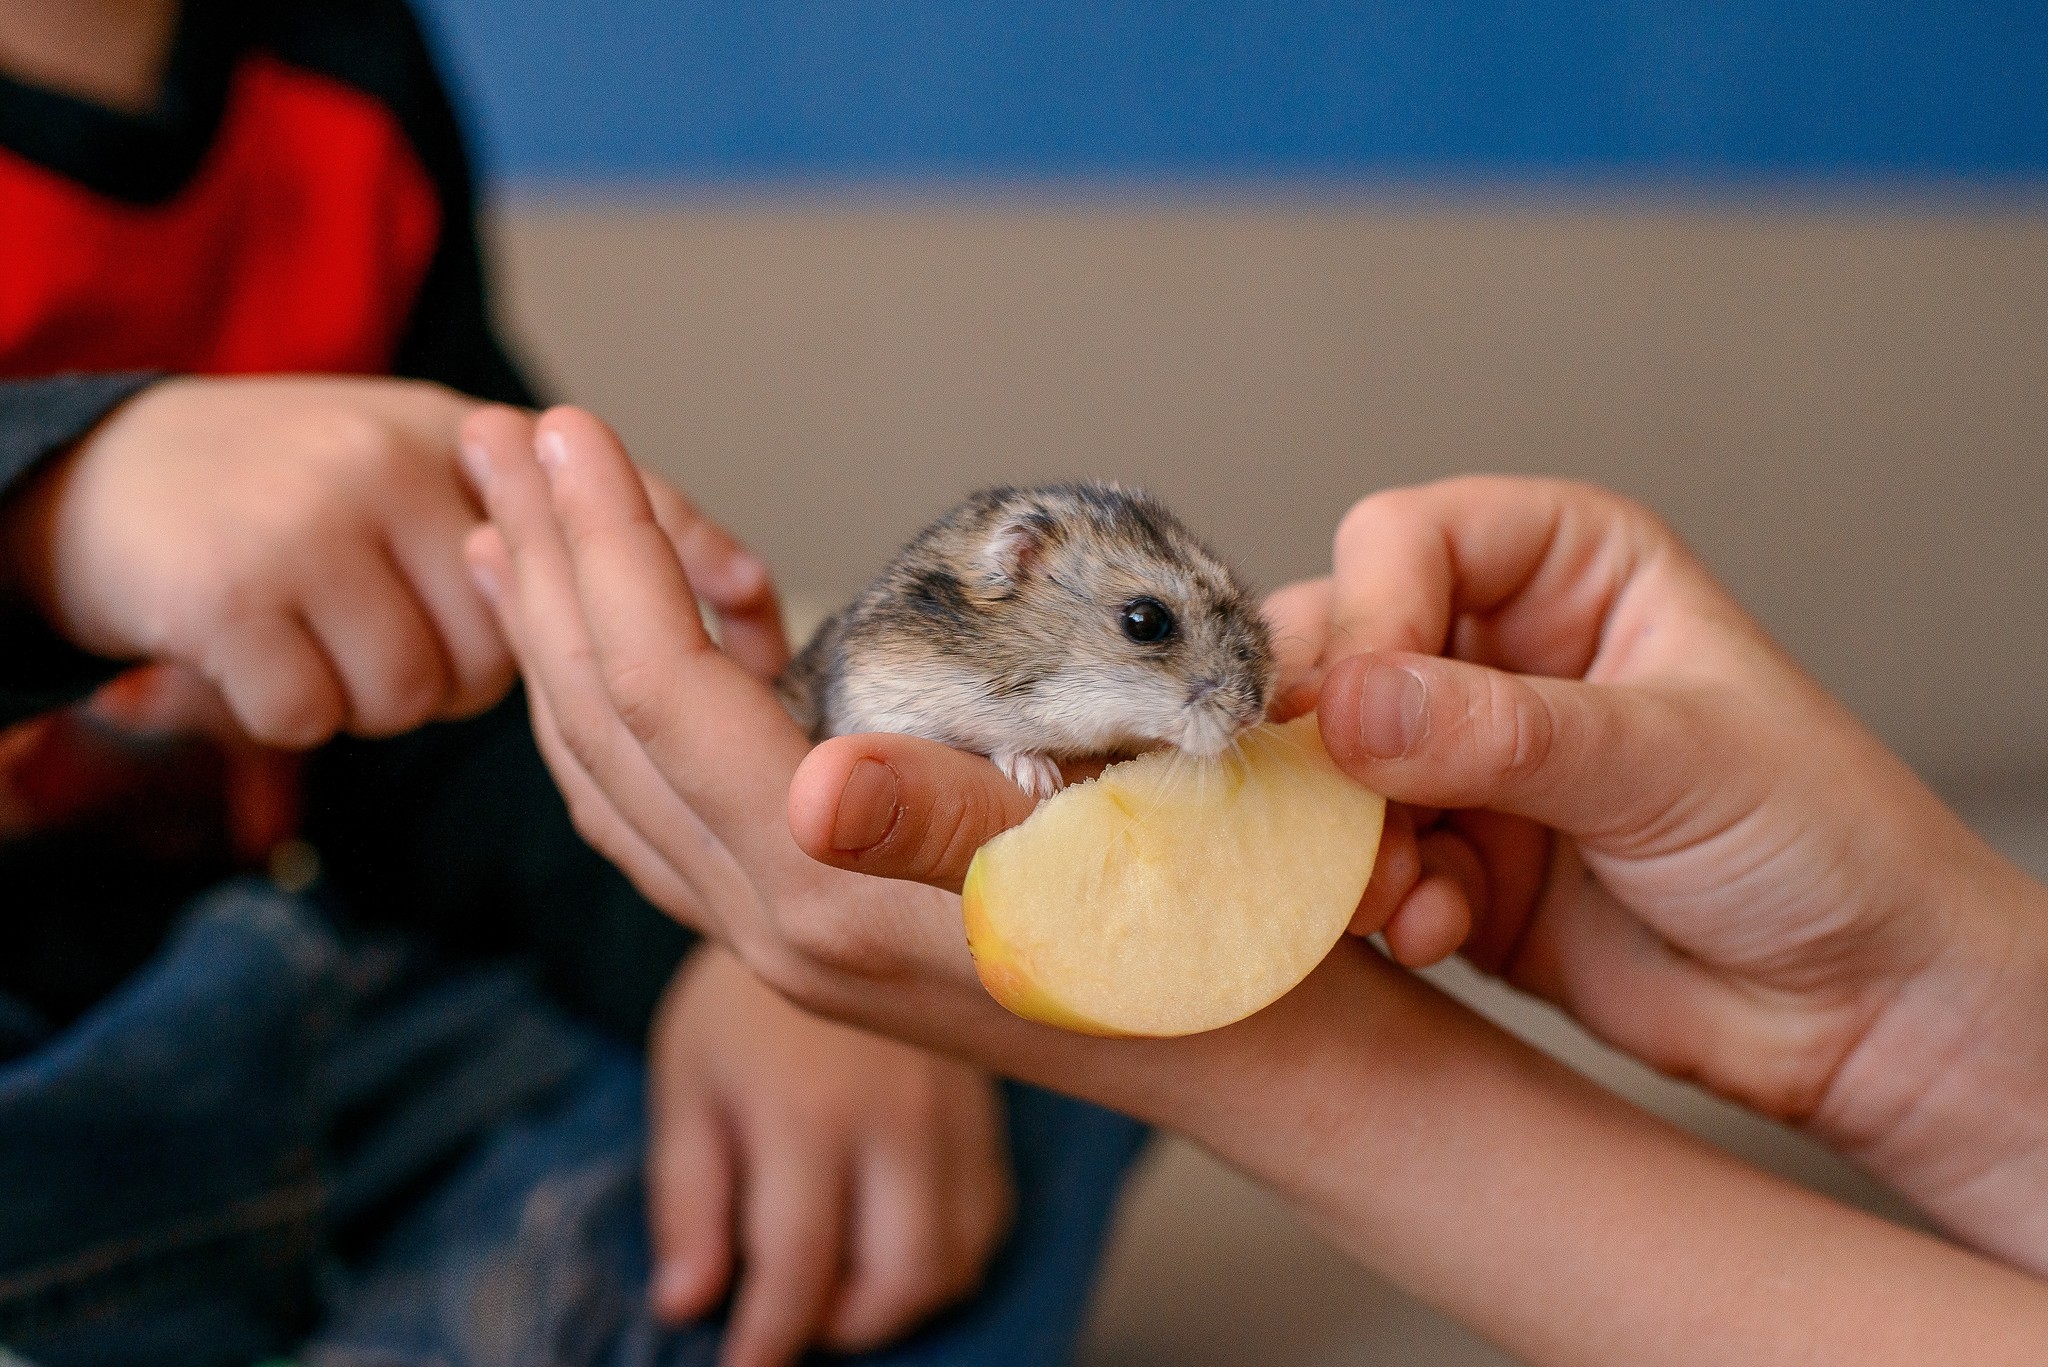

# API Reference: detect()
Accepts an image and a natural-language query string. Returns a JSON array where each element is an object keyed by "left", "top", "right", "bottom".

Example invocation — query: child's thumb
[{"left": 1317, "top": 651, "right": 1707, "bottom": 843}]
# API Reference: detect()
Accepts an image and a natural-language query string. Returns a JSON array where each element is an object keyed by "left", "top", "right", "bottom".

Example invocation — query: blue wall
[{"left": 413, "top": 1, "right": 2048, "bottom": 187}]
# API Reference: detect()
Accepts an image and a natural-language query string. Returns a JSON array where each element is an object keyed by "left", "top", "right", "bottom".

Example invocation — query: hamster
[{"left": 777, "top": 481, "right": 1275, "bottom": 800}]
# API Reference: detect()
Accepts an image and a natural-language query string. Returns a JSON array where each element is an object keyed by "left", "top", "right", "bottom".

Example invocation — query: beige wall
[{"left": 487, "top": 198, "right": 2048, "bottom": 787}]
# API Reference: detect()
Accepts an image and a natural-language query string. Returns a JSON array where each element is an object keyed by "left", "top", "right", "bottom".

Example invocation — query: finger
[
  {"left": 1382, "top": 830, "right": 1483, "bottom": 967},
  {"left": 1450, "top": 809, "right": 1553, "bottom": 975},
  {"left": 387, "top": 497, "right": 515, "bottom": 720},
  {"left": 788, "top": 733, "right": 1039, "bottom": 895},
  {"left": 524, "top": 650, "right": 714, "bottom": 922},
  {"left": 1318, "top": 651, "right": 1713, "bottom": 849},
  {"left": 822, "top": 1147, "right": 961, "bottom": 1353},
  {"left": 1327, "top": 477, "right": 1665, "bottom": 677},
  {"left": 935, "top": 1076, "right": 1015, "bottom": 1299},
  {"left": 1262, "top": 576, "right": 1332, "bottom": 712},
  {"left": 468, "top": 409, "right": 749, "bottom": 879},
  {"left": 724, "top": 1142, "right": 848, "bottom": 1367},
  {"left": 529, "top": 408, "right": 809, "bottom": 848},
  {"left": 1504, "top": 844, "right": 1738, "bottom": 1091},
  {"left": 1382, "top": 874, "right": 1471, "bottom": 969},
  {"left": 467, "top": 525, "right": 723, "bottom": 929},
  {"left": 642, "top": 476, "right": 790, "bottom": 682},
  {"left": 648, "top": 1086, "right": 738, "bottom": 1326},
  {"left": 297, "top": 538, "right": 451, "bottom": 736},
  {"left": 202, "top": 609, "right": 347, "bottom": 750},
  {"left": 1346, "top": 802, "right": 1422, "bottom": 938}
]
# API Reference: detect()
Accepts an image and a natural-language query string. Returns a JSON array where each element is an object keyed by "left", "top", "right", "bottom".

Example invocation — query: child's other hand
[
  {"left": 1287, "top": 476, "right": 2048, "bottom": 1269},
  {"left": 646, "top": 946, "right": 1013, "bottom": 1367},
  {"left": 8, "top": 375, "right": 511, "bottom": 748}
]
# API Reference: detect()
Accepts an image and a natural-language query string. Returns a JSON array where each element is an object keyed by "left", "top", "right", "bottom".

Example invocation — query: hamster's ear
[{"left": 980, "top": 511, "right": 1058, "bottom": 589}]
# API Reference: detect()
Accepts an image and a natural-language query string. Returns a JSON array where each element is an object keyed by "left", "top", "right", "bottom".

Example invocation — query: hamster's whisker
[
  {"left": 1261, "top": 727, "right": 1317, "bottom": 762},
  {"left": 1110, "top": 750, "right": 1167, "bottom": 835}
]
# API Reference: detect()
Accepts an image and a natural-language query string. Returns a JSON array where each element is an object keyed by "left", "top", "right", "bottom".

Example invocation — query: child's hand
[
  {"left": 1277, "top": 477, "right": 2048, "bottom": 1269},
  {"left": 646, "top": 945, "right": 1014, "bottom": 1367},
  {"left": 6, "top": 375, "right": 511, "bottom": 748}
]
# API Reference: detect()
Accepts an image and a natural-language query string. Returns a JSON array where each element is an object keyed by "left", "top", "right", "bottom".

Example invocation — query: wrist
[
  {"left": 1130, "top": 943, "right": 1419, "bottom": 1197},
  {"left": 0, "top": 447, "right": 71, "bottom": 623},
  {"left": 1816, "top": 843, "right": 2048, "bottom": 1272}
]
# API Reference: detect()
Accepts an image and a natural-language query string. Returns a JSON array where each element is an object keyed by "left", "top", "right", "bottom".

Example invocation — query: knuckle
[
  {"left": 551, "top": 695, "right": 615, "bottom": 786},
  {"left": 248, "top": 676, "right": 341, "bottom": 749},
  {"left": 917, "top": 785, "right": 991, "bottom": 886},
  {"left": 1333, "top": 487, "right": 1416, "bottom": 560},
  {"left": 602, "top": 653, "right": 675, "bottom": 744},
  {"left": 184, "top": 562, "right": 255, "bottom": 633},
  {"left": 1537, "top": 478, "right": 1672, "bottom": 547},
  {"left": 1492, "top": 677, "right": 1559, "bottom": 788},
  {"left": 353, "top": 652, "right": 448, "bottom": 737},
  {"left": 303, "top": 406, "right": 398, "bottom": 475},
  {"left": 451, "top": 653, "right": 518, "bottom": 716},
  {"left": 263, "top": 469, "right": 359, "bottom": 549}
]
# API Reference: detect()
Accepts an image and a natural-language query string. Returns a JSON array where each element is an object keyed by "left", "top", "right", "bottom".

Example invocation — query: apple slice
[{"left": 961, "top": 714, "right": 1385, "bottom": 1037}]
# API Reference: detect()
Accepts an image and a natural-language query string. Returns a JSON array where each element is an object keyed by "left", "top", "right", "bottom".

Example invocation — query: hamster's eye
[{"left": 1120, "top": 597, "right": 1176, "bottom": 644}]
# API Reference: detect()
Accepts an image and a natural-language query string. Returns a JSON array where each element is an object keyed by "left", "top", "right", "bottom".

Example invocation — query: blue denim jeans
[{"left": 0, "top": 883, "right": 1147, "bottom": 1367}]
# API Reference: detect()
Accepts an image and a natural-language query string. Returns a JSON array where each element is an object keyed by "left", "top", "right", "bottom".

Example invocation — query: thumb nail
[
  {"left": 832, "top": 758, "right": 901, "bottom": 852},
  {"left": 1355, "top": 660, "right": 1429, "bottom": 759}
]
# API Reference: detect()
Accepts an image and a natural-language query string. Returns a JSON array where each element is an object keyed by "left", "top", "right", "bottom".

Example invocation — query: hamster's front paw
[{"left": 993, "top": 750, "right": 1065, "bottom": 802}]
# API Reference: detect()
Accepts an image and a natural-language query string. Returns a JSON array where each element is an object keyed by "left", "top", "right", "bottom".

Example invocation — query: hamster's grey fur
[{"left": 777, "top": 481, "right": 1274, "bottom": 799}]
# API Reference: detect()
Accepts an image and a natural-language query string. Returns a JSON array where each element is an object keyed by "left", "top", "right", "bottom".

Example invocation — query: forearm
[{"left": 1126, "top": 944, "right": 2048, "bottom": 1366}]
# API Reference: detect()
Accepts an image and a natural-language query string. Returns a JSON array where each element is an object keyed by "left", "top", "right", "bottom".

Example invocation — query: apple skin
[{"left": 961, "top": 857, "right": 1135, "bottom": 1038}]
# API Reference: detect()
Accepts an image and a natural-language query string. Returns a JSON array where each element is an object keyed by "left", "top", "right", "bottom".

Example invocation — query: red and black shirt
[{"left": 0, "top": 0, "right": 688, "bottom": 1035}]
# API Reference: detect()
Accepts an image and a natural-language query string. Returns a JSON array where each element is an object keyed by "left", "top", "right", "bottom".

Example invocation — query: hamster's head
[{"left": 955, "top": 482, "right": 1275, "bottom": 760}]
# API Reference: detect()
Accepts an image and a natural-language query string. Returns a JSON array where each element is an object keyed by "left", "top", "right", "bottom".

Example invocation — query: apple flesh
[{"left": 961, "top": 715, "right": 1385, "bottom": 1037}]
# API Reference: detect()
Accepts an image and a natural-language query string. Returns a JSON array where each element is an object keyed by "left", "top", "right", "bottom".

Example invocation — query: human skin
[
  {"left": 462, "top": 402, "right": 2048, "bottom": 1364},
  {"left": 0, "top": 0, "right": 180, "bottom": 112},
  {"left": 0, "top": 12, "right": 1024, "bottom": 1358},
  {"left": 0, "top": 374, "right": 1014, "bottom": 1367},
  {"left": 4, "top": 376, "right": 512, "bottom": 747},
  {"left": 648, "top": 944, "right": 1013, "bottom": 1367},
  {"left": 1274, "top": 478, "right": 2048, "bottom": 1275}
]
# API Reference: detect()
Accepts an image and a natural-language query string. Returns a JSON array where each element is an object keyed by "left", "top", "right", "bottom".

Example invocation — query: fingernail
[
  {"left": 1356, "top": 660, "right": 1428, "bottom": 759},
  {"left": 536, "top": 428, "right": 570, "bottom": 480},
  {"left": 468, "top": 559, "right": 499, "bottom": 606},
  {"left": 459, "top": 440, "right": 491, "bottom": 494},
  {"left": 832, "top": 758, "right": 901, "bottom": 852}
]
